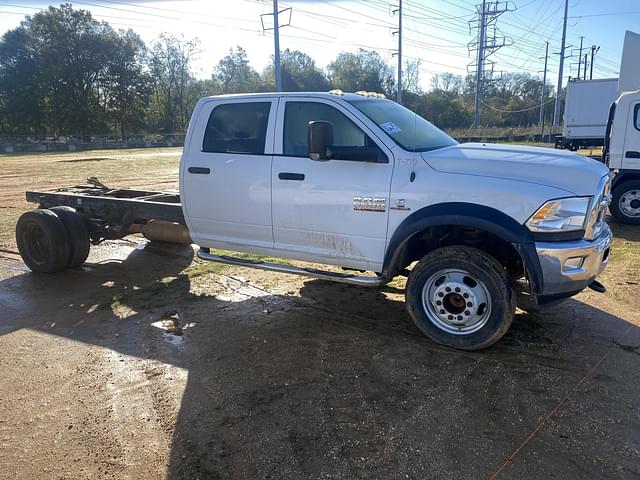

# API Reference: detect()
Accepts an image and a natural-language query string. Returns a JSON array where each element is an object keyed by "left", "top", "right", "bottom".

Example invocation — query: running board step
[{"left": 197, "top": 249, "right": 386, "bottom": 287}]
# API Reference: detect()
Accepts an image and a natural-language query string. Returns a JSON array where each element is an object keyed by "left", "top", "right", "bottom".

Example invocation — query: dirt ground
[{"left": 1, "top": 148, "right": 640, "bottom": 479}]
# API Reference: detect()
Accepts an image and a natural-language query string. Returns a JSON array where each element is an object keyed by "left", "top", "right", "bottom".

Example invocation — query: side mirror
[{"left": 308, "top": 121, "right": 333, "bottom": 161}]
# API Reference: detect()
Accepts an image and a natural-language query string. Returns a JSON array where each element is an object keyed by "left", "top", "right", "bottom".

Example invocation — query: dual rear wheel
[{"left": 16, "top": 207, "right": 90, "bottom": 273}]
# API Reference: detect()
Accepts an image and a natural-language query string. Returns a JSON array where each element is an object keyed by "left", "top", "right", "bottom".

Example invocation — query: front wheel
[
  {"left": 610, "top": 180, "right": 640, "bottom": 224},
  {"left": 406, "top": 246, "right": 515, "bottom": 350}
]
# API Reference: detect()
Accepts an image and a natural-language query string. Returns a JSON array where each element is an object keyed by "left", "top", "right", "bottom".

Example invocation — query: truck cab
[{"left": 603, "top": 90, "right": 640, "bottom": 223}]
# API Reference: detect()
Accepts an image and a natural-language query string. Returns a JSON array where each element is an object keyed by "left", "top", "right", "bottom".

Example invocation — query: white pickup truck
[{"left": 17, "top": 90, "right": 612, "bottom": 350}]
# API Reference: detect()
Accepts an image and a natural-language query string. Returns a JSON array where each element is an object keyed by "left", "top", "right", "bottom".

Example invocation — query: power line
[{"left": 480, "top": 95, "right": 558, "bottom": 113}]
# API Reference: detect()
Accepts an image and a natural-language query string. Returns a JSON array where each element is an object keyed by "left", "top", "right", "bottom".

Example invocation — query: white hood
[{"left": 422, "top": 143, "right": 609, "bottom": 196}]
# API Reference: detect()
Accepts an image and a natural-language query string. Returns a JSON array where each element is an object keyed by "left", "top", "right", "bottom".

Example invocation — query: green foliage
[
  {"left": 263, "top": 49, "right": 330, "bottom": 92},
  {"left": 0, "top": 4, "right": 558, "bottom": 136},
  {"left": 0, "top": 4, "right": 149, "bottom": 139},
  {"left": 327, "top": 49, "right": 395, "bottom": 96},
  {"left": 213, "top": 46, "right": 265, "bottom": 94},
  {"left": 147, "top": 33, "right": 201, "bottom": 133}
]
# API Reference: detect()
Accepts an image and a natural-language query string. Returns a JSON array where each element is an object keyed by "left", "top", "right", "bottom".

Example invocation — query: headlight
[{"left": 526, "top": 197, "right": 591, "bottom": 232}]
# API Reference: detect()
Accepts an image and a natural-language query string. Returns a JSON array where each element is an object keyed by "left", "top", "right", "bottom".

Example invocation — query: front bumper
[{"left": 535, "top": 223, "right": 612, "bottom": 298}]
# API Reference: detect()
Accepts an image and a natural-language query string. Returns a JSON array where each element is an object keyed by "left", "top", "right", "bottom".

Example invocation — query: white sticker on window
[{"left": 380, "top": 122, "right": 402, "bottom": 134}]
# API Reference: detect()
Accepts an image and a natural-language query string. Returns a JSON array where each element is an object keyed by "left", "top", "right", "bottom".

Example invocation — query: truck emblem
[
  {"left": 353, "top": 196, "right": 386, "bottom": 212},
  {"left": 390, "top": 199, "right": 410, "bottom": 211}
]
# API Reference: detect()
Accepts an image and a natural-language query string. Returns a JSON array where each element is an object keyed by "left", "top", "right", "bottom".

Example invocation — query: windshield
[{"left": 347, "top": 98, "right": 458, "bottom": 152}]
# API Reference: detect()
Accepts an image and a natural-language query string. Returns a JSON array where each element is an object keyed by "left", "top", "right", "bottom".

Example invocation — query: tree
[
  {"left": 0, "top": 4, "right": 151, "bottom": 138},
  {"left": 327, "top": 49, "right": 395, "bottom": 96},
  {"left": 102, "top": 30, "right": 151, "bottom": 139},
  {"left": 402, "top": 59, "right": 422, "bottom": 95},
  {"left": 212, "top": 46, "right": 264, "bottom": 94},
  {"left": 431, "top": 73, "right": 465, "bottom": 97},
  {"left": 0, "top": 4, "right": 128, "bottom": 138},
  {"left": 262, "top": 49, "right": 330, "bottom": 92}
]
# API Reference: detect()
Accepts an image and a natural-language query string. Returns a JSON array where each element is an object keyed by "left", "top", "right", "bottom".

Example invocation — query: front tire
[
  {"left": 610, "top": 180, "right": 640, "bottom": 224},
  {"left": 406, "top": 246, "right": 515, "bottom": 350}
]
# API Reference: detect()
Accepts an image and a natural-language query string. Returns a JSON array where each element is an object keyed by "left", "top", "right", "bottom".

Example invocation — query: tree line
[{"left": 0, "top": 4, "right": 557, "bottom": 140}]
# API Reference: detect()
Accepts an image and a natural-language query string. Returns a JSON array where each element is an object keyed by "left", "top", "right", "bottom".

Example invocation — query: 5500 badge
[{"left": 353, "top": 196, "right": 386, "bottom": 212}]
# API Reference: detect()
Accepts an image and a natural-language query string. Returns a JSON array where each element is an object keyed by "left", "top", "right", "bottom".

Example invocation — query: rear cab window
[{"left": 202, "top": 102, "right": 271, "bottom": 154}]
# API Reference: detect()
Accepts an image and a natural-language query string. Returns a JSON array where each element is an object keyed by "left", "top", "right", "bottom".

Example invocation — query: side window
[
  {"left": 635, "top": 104, "right": 640, "bottom": 131},
  {"left": 283, "top": 101, "right": 374, "bottom": 157},
  {"left": 202, "top": 102, "right": 271, "bottom": 154}
]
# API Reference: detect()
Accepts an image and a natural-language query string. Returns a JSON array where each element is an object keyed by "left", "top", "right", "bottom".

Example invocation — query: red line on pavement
[{"left": 488, "top": 324, "right": 635, "bottom": 480}]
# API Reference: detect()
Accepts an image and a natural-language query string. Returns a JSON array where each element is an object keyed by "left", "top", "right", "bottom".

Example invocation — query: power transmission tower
[
  {"left": 590, "top": 45, "right": 600, "bottom": 80},
  {"left": 260, "top": 1, "right": 292, "bottom": 91},
  {"left": 392, "top": 0, "right": 403, "bottom": 104},
  {"left": 468, "top": 1, "right": 513, "bottom": 128},
  {"left": 553, "top": 0, "right": 569, "bottom": 126},
  {"left": 539, "top": 41, "right": 549, "bottom": 140}
]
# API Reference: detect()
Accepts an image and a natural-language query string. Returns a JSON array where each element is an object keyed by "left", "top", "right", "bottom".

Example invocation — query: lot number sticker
[{"left": 380, "top": 122, "right": 402, "bottom": 134}]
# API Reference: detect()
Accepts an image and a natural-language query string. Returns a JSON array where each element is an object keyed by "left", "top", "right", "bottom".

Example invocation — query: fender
[
  {"left": 383, "top": 202, "right": 543, "bottom": 293},
  {"left": 612, "top": 169, "right": 640, "bottom": 188}
]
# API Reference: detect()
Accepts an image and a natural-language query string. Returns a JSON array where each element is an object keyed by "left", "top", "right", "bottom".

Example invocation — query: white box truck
[
  {"left": 603, "top": 30, "right": 640, "bottom": 223},
  {"left": 556, "top": 78, "right": 619, "bottom": 151}
]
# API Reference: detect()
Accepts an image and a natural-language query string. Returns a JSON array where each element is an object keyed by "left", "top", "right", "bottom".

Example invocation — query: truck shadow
[
  {"left": 608, "top": 217, "right": 640, "bottom": 242},
  {"left": 1, "top": 244, "right": 639, "bottom": 479}
]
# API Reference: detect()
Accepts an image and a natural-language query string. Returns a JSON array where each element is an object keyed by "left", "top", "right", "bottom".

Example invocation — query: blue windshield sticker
[{"left": 380, "top": 122, "right": 402, "bottom": 134}]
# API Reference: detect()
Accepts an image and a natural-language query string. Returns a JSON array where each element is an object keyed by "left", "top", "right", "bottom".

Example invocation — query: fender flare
[{"left": 383, "top": 202, "right": 543, "bottom": 293}]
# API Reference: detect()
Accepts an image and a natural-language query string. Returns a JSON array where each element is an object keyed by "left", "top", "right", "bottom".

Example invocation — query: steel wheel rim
[
  {"left": 619, "top": 189, "right": 640, "bottom": 218},
  {"left": 421, "top": 268, "right": 492, "bottom": 335}
]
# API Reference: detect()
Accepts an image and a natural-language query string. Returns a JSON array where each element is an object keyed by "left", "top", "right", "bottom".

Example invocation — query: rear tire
[
  {"left": 406, "top": 246, "right": 515, "bottom": 350},
  {"left": 16, "top": 209, "right": 71, "bottom": 273},
  {"left": 610, "top": 180, "right": 640, "bottom": 224},
  {"left": 49, "top": 206, "right": 91, "bottom": 267}
]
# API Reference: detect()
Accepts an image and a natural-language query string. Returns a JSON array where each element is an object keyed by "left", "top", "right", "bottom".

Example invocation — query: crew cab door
[
  {"left": 181, "top": 98, "right": 277, "bottom": 250},
  {"left": 271, "top": 98, "right": 393, "bottom": 271},
  {"left": 622, "top": 102, "right": 640, "bottom": 170}
]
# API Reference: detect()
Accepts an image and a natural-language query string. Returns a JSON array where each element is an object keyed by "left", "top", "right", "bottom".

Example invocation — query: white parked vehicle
[
  {"left": 556, "top": 78, "right": 619, "bottom": 151},
  {"left": 17, "top": 90, "right": 612, "bottom": 350},
  {"left": 602, "top": 30, "right": 640, "bottom": 223}
]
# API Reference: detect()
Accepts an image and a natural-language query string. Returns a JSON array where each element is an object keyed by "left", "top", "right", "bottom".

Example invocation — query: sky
[{"left": 0, "top": 0, "right": 638, "bottom": 91}]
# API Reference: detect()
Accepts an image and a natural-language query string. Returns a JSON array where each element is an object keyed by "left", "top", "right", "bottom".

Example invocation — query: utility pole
[
  {"left": 468, "top": 1, "right": 511, "bottom": 128},
  {"left": 576, "top": 36, "right": 584, "bottom": 80},
  {"left": 539, "top": 41, "right": 549, "bottom": 140},
  {"left": 397, "top": 0, "right": 403, "bottom": 104},
  {"left": 272, "top": 0, "right": 282, "bottom": 91},
  {"left": 392, "top": 0, "right": 403, "bottom": 104},
  {"left": 583, "top": 53, "right": 588, "bottom": 80},
  {"left": 553, "top": 0, "right": 569, "bottom": 126},
  {"left": 472, "top": 0, "right": 487, "bottom": 129},
  {"left": 260, "top": 2, "right": 291, "bottom": 91},
  {"left": 590, "top": 45, "right": 599, "bottom": 79}
]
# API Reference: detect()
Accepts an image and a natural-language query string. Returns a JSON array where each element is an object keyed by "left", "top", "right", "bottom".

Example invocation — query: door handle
[
  {"left": 278, "top": 172, "right": 305, "bottom": 181},
  {"left": 625, "top": 151, "right": 640, "bottom": 159},
  {"left": 188, "top": 166, "right": 210, "bottom": 174}
]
